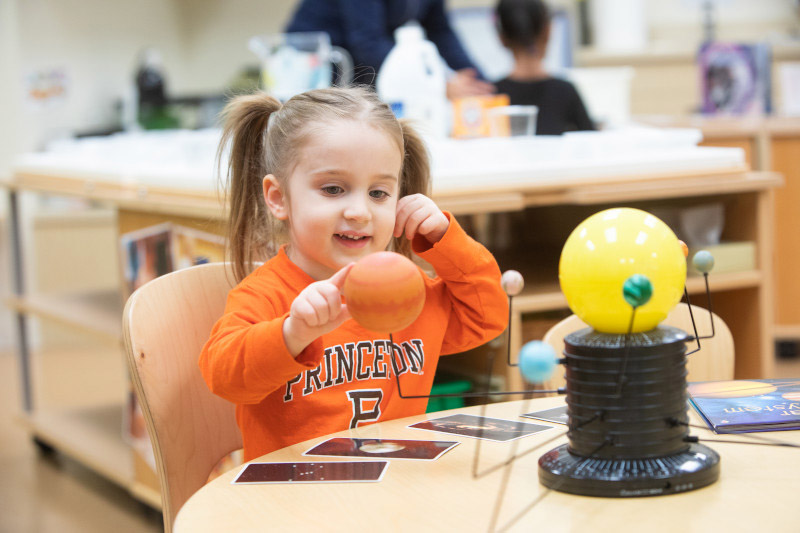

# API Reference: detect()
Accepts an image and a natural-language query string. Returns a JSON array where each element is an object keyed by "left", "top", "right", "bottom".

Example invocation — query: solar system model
[{"left": 343, "top": 207, "right": 721, "bottom": 498}]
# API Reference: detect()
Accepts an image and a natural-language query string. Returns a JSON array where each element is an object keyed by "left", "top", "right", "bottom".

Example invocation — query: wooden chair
[
  {"left": 123, "top": 263, "right": 243, "bottom": 532},
  {"left": 541, "top": 303, "right": 734, "bottom": 390}
]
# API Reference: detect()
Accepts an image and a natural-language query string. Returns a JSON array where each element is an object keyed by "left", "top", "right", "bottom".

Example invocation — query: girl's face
[{"left": 265, "top": 120, "right": 403, "bottom": 280}]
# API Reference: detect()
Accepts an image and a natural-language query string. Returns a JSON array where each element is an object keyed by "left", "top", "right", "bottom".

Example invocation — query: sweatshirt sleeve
[
  {"left": 337, "top": 0, "right": 395, "bottom": 75},
  {"left": 420, "top": 0, "right": 480, "bottom": 74},
  {"left": 413, "top": 212, "right": 508, "bottom": 354},
  {"left": 198, "top": 282, "right": 324, "bottom": 405}
]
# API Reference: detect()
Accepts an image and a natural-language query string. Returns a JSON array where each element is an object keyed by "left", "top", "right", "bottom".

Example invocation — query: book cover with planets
[
  {"left": 698, "top": 41, "right": 772, "bottom": 116},
  {"left": 688, "top": 379, "right": 800, "bottom": 433}
]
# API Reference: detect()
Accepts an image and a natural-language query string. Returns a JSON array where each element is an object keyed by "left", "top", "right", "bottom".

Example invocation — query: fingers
[
  {"left": 329, "top": 304, "right": 351, "bottom": 330},
  {"left": 395, "top": 194, "right": 448, "bottom": 241},
  {"left": 329, "top": 262, "right": 354, "bottom": 289},
  {"left": 403, "top": 205, "right": 430, "bottom": 240},
  {"left": 293, "top": 280, "right": 347, "bottom": 327},
  {"left": 291, "top": 296, "right": 320, "bottom": 327},
  {"left": 394, "top": 194, "right": 427, "bottom": 238},
  {"left": 464, "top": 78, "right": 495, "bottom": 96},
  {"left": 446, "top": 74, "right": 495, "bottom": 99}
]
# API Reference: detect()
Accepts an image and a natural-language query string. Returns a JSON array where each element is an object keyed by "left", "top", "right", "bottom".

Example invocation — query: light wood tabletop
[{"left": 174, "top": 396, "right": 800, "bottom": 532}]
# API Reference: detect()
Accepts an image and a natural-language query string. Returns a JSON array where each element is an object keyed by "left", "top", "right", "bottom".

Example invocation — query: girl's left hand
[{"left": 394, "top": 193, "right": 449, "bottom": 244}]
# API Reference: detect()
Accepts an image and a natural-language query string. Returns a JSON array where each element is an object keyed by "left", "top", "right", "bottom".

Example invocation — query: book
[
  {"left": 688, "top": 379, "right": 800, "bottom": 433},
  {"left": 697, "top": 41, "right": 772, "bottom": 116}
]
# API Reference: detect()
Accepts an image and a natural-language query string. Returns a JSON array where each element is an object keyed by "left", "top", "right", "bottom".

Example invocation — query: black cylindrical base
[
  {"left": 538, "top": 442, "right": 720, "bottom": 497},
  {"left": 563, "top": 326, "right": 691, "bottom": 459},
  {"left": 537, "top": 324, "right": 721, "bottom": 497}
]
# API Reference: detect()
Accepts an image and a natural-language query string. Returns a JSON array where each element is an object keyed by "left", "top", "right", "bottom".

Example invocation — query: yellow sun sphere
[{"left": 559, "top": 208, "right": 686, "bottom": 333}]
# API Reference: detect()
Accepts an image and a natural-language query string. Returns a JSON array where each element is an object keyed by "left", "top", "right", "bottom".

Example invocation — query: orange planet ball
[{"left": 343, "top": 251, "right": 426, "bottom": 333}]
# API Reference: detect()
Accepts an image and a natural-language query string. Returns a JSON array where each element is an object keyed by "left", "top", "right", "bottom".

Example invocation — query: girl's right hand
[{"left": 282, "top": 263, "right": 354, "bottom": 357}]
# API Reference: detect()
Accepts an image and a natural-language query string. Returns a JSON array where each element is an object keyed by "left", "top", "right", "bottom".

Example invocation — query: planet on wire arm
[
  {"left": 518, "top": 341, "right": 558, "bottom": 383},
  {"left": 679, "top": 239, "right": 689, "bottom": 258},
  {"left": 501, "top": 270, "right": 524, "bottom": 297},
  {"left": 622, "top": 274, "right": 653, "bottom": 308},
  {"left": 693, "top": 250, "right": 715, "bottom": 274},
  {"left": 343, "top": 251, "right": 426, "bottom": 333}
]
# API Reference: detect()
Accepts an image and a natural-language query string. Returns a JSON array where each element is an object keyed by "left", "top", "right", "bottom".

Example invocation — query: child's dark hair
[
  {"left": 216, "top": 86, "right": 431, "bottom": 282},
  {"left": 495, "top": 0, "right": 551, "bottom": 52}
]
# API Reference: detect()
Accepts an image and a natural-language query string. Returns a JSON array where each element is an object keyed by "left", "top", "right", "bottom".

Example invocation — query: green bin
[{"left": 426, "top": 379, "right": 472, "bottom": 412}]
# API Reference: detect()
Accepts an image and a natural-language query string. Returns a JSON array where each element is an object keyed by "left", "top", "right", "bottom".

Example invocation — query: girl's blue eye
[
  {"left": 370, "top": 190, "right": 389, "bottom": 199},
  {"left": 322, "top": 186, "right": 344, "bottom": 195}
]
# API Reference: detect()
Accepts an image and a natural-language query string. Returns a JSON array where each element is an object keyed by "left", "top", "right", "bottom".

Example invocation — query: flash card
[
  {"left": 232, "top": 461, "right": 388, "bottom": 484},
  {"left": 409, "top": 413, "right": 552, "bottom": 442},
  {"left": 521, "top": 405, "right": 569, "bottom": 425},
  {"left": 304, "top": 437, "right": 459, "bottom": 461}
]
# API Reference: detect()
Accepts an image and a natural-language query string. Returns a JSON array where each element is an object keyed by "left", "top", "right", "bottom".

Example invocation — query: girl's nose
[{"left": 343, "top": 194, "right": 372, "bottom": 221}]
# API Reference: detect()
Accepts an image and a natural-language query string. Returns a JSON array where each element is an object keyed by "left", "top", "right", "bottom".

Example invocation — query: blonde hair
[{"left": 217, "top": 86, "right": 431, "bottom": 282}]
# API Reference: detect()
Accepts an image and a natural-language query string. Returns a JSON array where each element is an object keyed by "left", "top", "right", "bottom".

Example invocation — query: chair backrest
[
  {"left": 123, "top": 263, "right": 243, "bottom": 532},
  {"left": 541, "top": 303, "right": 734, "bottom": 390}
]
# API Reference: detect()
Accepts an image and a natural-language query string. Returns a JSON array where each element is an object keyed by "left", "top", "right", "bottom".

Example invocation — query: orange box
[{"left": 450, "top": 94, "right": 510, "bottom": 138}]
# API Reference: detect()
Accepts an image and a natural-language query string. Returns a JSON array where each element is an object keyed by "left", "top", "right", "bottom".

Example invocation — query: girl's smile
[{"left": 334, "top": 231, "right": 372, "bottom": 248}]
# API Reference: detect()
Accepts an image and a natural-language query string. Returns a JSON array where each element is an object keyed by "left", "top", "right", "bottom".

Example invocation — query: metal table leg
[{"left": 8, "top": 190, "right": 32, "bottom": 412}]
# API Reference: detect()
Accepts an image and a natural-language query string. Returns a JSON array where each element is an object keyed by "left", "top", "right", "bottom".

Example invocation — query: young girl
[
  {"left": 494, "top": 0, "right": 594, "bottom": 135},
  {"left": 199, "top": 86, "right": 508, "bottom": 462}
]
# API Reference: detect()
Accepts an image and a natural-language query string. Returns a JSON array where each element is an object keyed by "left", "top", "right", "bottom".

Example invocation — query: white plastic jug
[{"left": 376, "top": 24, "right": 449, "bottom": 137}]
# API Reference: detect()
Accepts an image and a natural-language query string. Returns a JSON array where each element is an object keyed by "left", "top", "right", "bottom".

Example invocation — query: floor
[
  {"left": 0, "top": 349, "right": 162, "bottom": 533},
  {"left": 1, "top": 346, "right": 799, "bottom": 533}
]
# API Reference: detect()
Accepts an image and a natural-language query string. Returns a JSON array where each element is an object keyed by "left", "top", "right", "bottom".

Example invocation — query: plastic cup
[{"left": 488, "top": 105, "right": 539, "bottom": 137}]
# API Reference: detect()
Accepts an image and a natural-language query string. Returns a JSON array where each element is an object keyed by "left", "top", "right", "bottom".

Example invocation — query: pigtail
[
  {"left": 393, "top": 119, "right": 432, "bottom": 258},
  {"left": 217, "top": 93, "right": 282, "bottom": 282}
]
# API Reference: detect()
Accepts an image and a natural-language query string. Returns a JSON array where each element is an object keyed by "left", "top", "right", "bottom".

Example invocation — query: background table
[{"left": 174, "top": 397, "right": 800, "bottom": 532}]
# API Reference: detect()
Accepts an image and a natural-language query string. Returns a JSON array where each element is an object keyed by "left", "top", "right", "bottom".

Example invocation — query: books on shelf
[
  {"left": 688, "top": 379, "right": 800, "bottom": 433},
  {"left": 119, "top": 222, "right": 225, "bottom": 297},
  {"left": 687, "top": 241, "right": 755, "bottom": 275}
]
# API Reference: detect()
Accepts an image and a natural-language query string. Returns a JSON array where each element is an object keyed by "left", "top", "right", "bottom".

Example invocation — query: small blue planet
[
  {"left": 519, "top": 341, "right": 558, "bottom": 383},
  {"left": 692, "top": 250, "right": 715, "bottom": 274}
]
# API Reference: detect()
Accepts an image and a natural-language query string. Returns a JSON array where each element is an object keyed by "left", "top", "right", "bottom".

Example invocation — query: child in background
[
  {"left": 199, "top": 87, "right": 508, "bottom": 462},
  {"left": 494, "top": 0, "right": 595, "bottom": 135}
]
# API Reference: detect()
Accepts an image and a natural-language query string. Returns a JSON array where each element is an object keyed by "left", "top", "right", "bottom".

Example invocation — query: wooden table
[{"left": 174, "top": 397, "right": 800, "bottom": 532}]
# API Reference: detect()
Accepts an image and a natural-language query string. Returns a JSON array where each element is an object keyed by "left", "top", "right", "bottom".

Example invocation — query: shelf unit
[
  {"left": 637, "top": 116, "right": 800, "bottom": 340},
  {"left": 6, "top": 289, "right": 123, "bottom": 343},
  {"left": 4, "top": 286, "right": 162, "bottom": 508},
  {"left": 2, "top": 162, "right": 781, "bottom": 509}
]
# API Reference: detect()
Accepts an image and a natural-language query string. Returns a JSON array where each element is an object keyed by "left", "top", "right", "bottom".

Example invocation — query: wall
[
  {"left": 12, "top": 0, "right": 186, "bottom": 154},
  {"left": 173, "top": 0, "right": 298, "bottom": 95},
  {"left": 647, "top": 0, "right": 798, "bottom": 47}
]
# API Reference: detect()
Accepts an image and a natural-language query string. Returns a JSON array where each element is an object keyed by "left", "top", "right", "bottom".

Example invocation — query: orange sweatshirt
[{"left": 199, "top": 215, "right": 508, "bottom": 461}]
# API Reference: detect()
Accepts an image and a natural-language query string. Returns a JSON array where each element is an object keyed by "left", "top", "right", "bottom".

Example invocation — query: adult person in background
[
  {"left": 494, "top": 0, "right": 595, "bottom": 134},
  {"left": 285, "top": 0, "right": 494, "bottom": 99}
]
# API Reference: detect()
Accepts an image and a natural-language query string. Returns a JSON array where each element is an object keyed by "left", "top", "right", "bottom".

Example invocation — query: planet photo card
[
  {"left": 521, "top": 405, "right": 569, "bottom": 425},
  {"left": 409, "top": 413, "right": 553, "bottom": 442},
  {"left": 232, "top": 460, "right": 388, "bottom": 484},
  {"left": 304, "top": 437, "right": 460, "bottom": 461}
]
